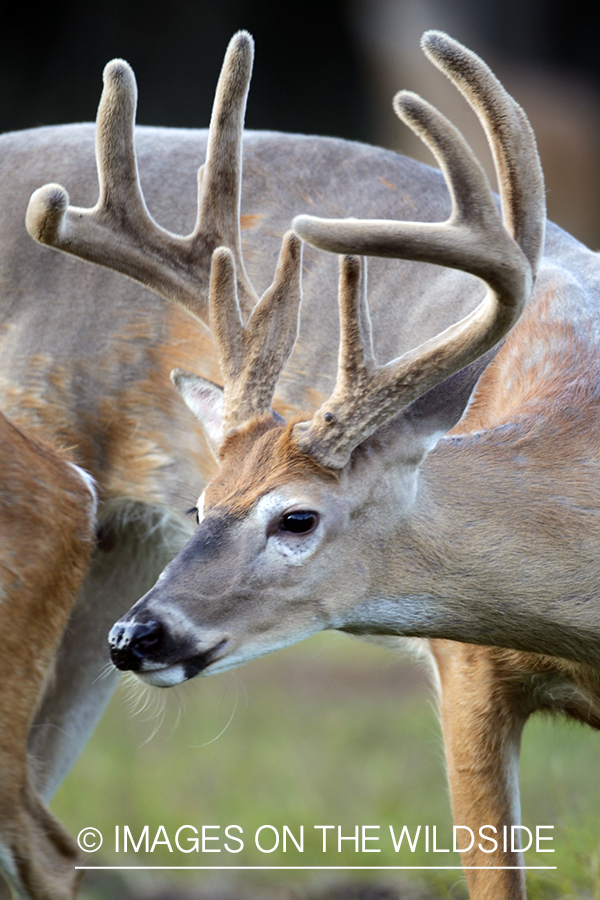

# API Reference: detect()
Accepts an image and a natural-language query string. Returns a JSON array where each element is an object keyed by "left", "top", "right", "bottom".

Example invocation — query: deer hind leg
[
  {"left": 0, "top": 414, "right": 95, "bottom": 899},
  {"left": 430, "top": 640, "right": 531, "bottom": 900},
  {"left": 0, "top": 785, "right": 83, "bottom": 900}
]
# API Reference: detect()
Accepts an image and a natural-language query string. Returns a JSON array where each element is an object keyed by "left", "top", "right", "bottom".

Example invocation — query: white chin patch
[{"left": 135, "top": 665, "right": 187, "bottom": 688}]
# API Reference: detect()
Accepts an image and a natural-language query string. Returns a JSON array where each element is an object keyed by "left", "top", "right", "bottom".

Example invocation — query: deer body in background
[{"left": 2, "top": 28, "right": 599, "bottom": 900}]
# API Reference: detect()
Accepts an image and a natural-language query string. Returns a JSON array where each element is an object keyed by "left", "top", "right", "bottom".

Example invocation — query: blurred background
[
  {"left": 2, "top": 0, "right": 600, "bottom": 245},
  {"left": 2, "top": 2, "right": 600, "bottom": 899}
]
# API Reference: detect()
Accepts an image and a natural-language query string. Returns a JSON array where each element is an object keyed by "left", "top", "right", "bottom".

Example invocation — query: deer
[
  {"left": 0, "top": 413, "right": 95, "bottom": 900},
  {"left": 5, "top": 26, "right": 599, "bottom": 900}
]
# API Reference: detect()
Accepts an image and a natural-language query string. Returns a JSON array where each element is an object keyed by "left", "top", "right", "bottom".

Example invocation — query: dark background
[
  {"left": 0, "top": 0, "right": 370, "bottom": 139},
  {"left": 2, "top": 0, "right": 600, "bottom": 243}
]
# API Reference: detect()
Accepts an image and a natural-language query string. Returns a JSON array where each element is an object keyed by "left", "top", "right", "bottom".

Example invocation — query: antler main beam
[
  {"left": 25, "top": 31, "right": 258, "bottom": 324},
  {"left": 292, "top": 31, "right": 545, "bottom": 469}
]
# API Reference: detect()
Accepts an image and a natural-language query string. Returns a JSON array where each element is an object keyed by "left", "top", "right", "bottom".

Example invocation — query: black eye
[
  {"left": 186, "top": 506, "right": 200, "bottom": 525},
  {"left": 278, "top": 511, "right": 318, "bottom": 534}
]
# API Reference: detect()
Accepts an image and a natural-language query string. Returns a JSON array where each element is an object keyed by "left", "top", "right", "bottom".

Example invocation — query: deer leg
[
  {"left": 0, "top": 784, "right": 83, "bottom": 900},
  {"left": 0, "top": 416, "right": 95, "bottom": 899},
  {"left": 2, "top": 508, "right": 181, "bottom": 899},
  {"left": 430, "top": 640, "right": 529, "bottom": 900}
]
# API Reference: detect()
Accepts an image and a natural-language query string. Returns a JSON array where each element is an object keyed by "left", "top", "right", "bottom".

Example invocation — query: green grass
[{"left": 52, "top": 633, "right": 600, "bottom": 899}]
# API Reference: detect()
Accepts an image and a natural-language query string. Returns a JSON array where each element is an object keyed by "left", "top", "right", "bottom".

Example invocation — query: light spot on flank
[{"left": 240, "top": 214, "right": 264, "bottom": 230}]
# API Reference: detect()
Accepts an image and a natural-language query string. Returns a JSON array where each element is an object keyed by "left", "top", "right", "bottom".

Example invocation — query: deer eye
[
  {"left": 278, "top": 511, "right": 319, "bottom": 535},
  {"left": 186, "top": 506, "right": 200, "bottom": 525}
]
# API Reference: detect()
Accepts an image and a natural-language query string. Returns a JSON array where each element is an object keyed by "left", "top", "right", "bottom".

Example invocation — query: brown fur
[
  {"left": 206, "top": 413, "right": 338, "bottom": 516},
  {"left": 431, "top": 639, "right": 600, "bottom": 900},
  {"left": 457, "top": 286, "right": 598, "bottom": 433},
  {"left": 0, "top": 414, "right": 94, "bottom": 899},
  {"left": 240, "top": 213, "right": 263, "bottom": 230},
  {"left": 104, "top": 306, "right": 222, "bottom": 503}
]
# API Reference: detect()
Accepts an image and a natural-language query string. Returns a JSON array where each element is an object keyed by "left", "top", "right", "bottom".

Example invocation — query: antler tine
[
  {"left": 293, "top": 92, "right": 534, "bottom": 285},
  {"left": 26, "top": 31, "right": 256, "bottom": 325},
  {"left": 335, "top": 255, "right": 374, "bottom": 380},
  {"left": 293, "top": 31, "right": 544, "bottom": 275},
  {"left": 421, "top": 30, "right": 545, "bottom": 273},
  {"left": 292, "top": 32, "right": 544, "bottom": 468},
  {"left": 209, "top": 231, "right": 303, "bottom": 433},
  {"left": 291, "top": 255, "right": 379, "bottom": 458},
  {"left": 298, "top": 92, "right": 522, "bottom": 290},
  {"left": 195, "top": 35, "right": 257, "bottom": 317}
]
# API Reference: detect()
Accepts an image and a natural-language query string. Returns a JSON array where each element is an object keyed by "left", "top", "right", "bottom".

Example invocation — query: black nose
[{"left": 108, "top": 618, "right": 164, "bottom": 670}]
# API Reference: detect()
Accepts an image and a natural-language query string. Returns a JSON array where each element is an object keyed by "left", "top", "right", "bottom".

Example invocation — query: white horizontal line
[{"left": 75, "top": 866, "right": 557, "bottom": 871}]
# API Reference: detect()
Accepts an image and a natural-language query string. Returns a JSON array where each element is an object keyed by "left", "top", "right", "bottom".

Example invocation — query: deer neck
[{"left": 342, "top": 425, "right": 600, "bottom": 667}]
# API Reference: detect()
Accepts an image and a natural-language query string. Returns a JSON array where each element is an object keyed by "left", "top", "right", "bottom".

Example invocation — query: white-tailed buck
[
  {"left": 2, "top": 26, "right": 598, "bottom": 900},
  {"left": 0, "top": 414, "right": 95, "bottom": 900}
]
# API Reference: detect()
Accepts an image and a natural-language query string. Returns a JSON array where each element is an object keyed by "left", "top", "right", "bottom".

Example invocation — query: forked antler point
[
  {"left": 25, "top": 31, "right": 259, "bottom": 330},
  {"left": 208, "top": 231, "right": 303, "bottom": 433}
]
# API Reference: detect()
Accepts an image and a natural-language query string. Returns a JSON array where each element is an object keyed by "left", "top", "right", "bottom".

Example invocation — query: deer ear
[
  {"left": 404, "top": 343, "right": 501, "bottom": 439},
  {"left": 362, "top": 343, "right": 501, "bottom": 465},
  {"left": 171, "top": 369, "right": 224, "bottom": 455},
  {"left": 394, "top": 342, "right": 501, "bottom": 456}
]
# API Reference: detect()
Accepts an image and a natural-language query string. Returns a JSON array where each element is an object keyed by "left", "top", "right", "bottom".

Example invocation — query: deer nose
[{"left": 108, "top": 618, "right": 164, "bottom": 670}]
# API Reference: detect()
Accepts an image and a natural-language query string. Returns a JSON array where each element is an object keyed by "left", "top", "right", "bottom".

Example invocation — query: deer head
[{"left": 104, "top": 30, "right": 545, "bottom": 686}]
